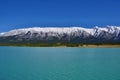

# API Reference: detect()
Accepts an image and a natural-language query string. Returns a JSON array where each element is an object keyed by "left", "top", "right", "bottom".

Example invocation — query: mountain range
[{"left": 0, "top": 26, "right": 120, "bottom": 44}]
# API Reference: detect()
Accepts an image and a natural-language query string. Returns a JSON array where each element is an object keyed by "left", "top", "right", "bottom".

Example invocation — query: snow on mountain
[
  {"left": 0, "top": 26, "right": 120, "bottom": 43},
  {"left": 0, "top": 26, "right": 120, "bottom": 37},
  {"left": 0, "top": 27, "right": 90, "bottom": 36}
]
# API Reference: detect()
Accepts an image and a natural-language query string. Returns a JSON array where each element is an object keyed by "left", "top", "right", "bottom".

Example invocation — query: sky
[{"left": 0, "top": 0, "right": 120, "bottom": 32}]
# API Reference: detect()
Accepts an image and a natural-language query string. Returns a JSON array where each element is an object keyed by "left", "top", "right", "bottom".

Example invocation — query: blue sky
[{"left": 0, "top": 0, "right": 120, "bottom": 32}]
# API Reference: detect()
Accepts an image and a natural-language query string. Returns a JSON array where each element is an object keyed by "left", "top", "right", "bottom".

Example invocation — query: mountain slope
[{"left": 0, "top": 26, "right": 120, "bottom": 44}]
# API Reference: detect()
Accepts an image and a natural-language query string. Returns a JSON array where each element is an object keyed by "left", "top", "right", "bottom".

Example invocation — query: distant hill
[{"left": 0, "top": 26, "right": 120, "bottom": 45}]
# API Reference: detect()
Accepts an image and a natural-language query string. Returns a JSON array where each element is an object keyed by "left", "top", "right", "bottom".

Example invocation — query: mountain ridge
[{"left": 0, "top": 26, "right": 120, "bottom": 44}]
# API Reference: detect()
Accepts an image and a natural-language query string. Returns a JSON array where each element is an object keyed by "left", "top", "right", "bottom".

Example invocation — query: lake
[{"left": 0, "top": 47, "right": 120, "bottom": 80}]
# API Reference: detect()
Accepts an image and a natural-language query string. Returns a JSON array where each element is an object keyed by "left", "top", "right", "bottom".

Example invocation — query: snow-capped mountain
[{"left": 0, "top": 26, "right": 120, "bottom": 44}]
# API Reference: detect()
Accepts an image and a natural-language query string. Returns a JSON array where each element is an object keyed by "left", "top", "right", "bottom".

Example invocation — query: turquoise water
[{"left": 0, "top": 47, "right": 120, "bottom": 80}]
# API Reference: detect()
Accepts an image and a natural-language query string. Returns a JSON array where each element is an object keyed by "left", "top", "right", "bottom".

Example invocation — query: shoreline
[{"left": 0, "top": 44, "right": 120, "bottom": 48}]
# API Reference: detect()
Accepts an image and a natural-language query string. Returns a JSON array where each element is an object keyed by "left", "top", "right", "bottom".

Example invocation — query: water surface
[{"left": 0, "top": 47, "right": 120, "bottom": 80}]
